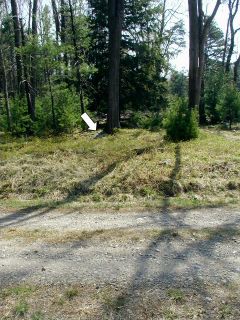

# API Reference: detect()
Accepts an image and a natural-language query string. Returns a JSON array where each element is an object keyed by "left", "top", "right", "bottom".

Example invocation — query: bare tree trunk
[
  {"left": 51, "top": 0, "right": 60, "bottom": 43},
  {"left": 225, "top": 0, "right": 239, "bottom": 73},
  {"left": 222, "top": 16, "right": 230, "bottom": 67},
  {"left": 30, "top": 0, "right": 38, "bottom": 117},
  {"left": 60, "top": 0, "right": 68, "bottom": 67},
  {"left": 68, "top": 0, "right": 84, "bottom": 114},
  {"left": 159, "top": 0, "right": 166, "bottom": 39},
  {"left": 188, "top": 0, "right": 199, "bottom": 109},
  {"left": 188, "top": 0, "right": 221, "bottom": 112},
  {"left": 234, "top": 54, "right": 240, "bottom": 83},
  {"left": 0, "top": 48, "right": 12, "bottom": 131},
  {"left": 10, "top": 0, "right": 23, "bottom": 92},
  {"left": 45, "top": 65, "right": 56, "bottom": 130},
  {"left": 20, "top": 18, "right": 35, "bottom": 122},
  {"left": 27, "top": 0, "right": 32, "bottom": 35},
  {"left": 107, "top": 0, "right": 124, "bottom": 133},
  {"left": 32, "top": 0, "right": 37, "bottom": 34}
]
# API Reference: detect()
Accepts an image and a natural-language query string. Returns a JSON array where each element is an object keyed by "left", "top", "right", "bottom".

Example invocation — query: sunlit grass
[
  {"left": 0, "top": 128, "right": 239, "bottom": 209},
  {"left": 0, "top": 281, "right": 239, "bottom": 320}
]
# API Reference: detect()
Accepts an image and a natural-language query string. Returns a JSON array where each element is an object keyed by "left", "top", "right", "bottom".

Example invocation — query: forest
[{"left": 0, "top": 0, "right": 239, "bottom": 138}]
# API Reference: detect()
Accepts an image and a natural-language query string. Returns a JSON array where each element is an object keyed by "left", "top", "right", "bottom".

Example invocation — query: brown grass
[
  {"left": 0, "top": 128, "right": 239, "bottom": 209},
  {"left": 0, "top": 282, "right": 239, "bottom": 319},
  {"left": 2, "top": 226, "right": 239, "bottom": 244}
]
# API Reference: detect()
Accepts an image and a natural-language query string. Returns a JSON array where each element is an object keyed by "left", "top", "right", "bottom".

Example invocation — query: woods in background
[{"left": 0, "top": 0, "right": 240, "bottom": 137}]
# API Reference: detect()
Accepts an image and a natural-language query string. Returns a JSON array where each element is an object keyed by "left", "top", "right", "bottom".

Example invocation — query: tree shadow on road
[{"left": 101, "top": 144, "right": 239, "bottom": 319}]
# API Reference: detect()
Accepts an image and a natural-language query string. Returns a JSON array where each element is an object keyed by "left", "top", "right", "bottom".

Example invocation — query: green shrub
[
  {"left": 163, "top": 98, "right": 199, "bottom": 141},
  {"left": 129, "top": 112, "right": 162, "bottom": 130},
  {"left": 10, "top": 98, "right": 33, "bottom": 136},
  {"left": 37, "top": 84, "right": 83, "bottom": 134},
  {"left": 7, "top": 85, "right": 86, "bottom": 136},
  {"left": 217, "top": 83, "right": 240, "bottom": 129}
]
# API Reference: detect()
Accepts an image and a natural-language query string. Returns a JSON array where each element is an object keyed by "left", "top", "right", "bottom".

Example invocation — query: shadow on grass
[
  {"left": 0, "top": 142, "right": 164, "bottom": 229},
  {"left": 0, "top": 162, "right": 117, "bottom": 229}
]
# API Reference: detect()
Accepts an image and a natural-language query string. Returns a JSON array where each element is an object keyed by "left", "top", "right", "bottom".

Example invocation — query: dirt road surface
[
  {"left": 0, "top": 206, "right": 239, "bottom": 289},
  {"left": 0, "top": 205, "right": 240, "bottom": 319}
]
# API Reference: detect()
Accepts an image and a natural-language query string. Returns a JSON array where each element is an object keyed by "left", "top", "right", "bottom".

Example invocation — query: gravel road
[{"left": 0, "top": 206, "right": 240, "bottom": 290}]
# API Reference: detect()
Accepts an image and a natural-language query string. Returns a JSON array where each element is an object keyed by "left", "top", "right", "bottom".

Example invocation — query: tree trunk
[
  {"left": 233, "top": 54, "right": 240, "bottom": 83},
  {"left": 10, "top": 0, "right": 23, "bottom": 92},
  {"left": 45, "top": 65, "right": 56, "bottom": 130},
  {"left": 27, "top": 0, "right": 32, "bottom": 35},
  {"left": 159, "top": 0, "right": 166, "bottom": 40},
  {"left": 188, "top": 0, "right": 199, "bottom": 109},
  {"left": 60, "top": 0, "right": 68, "bottom": 67},
  {"left": 222, "top": 16, "right": 230, "bottom": 67},
  {"left": 51, "top": 0, "right": 60, "bottom": 43},
  {"left": 68, "top": 0, "right": 84, "bottom": 114},
  {"left": 32, "top": 0, "right": 38, "bottom": 34},
  {"left": 30, "top": 0, "right": 38, "bottom": 117},
  {"left": 225, "top": 0, "right": 239, "bottom": 73},
  {"left": 188, "top": 0, "right": 221, "bottom": 112},
  {"left": 199, "top": 76, "right": 207, "bottom": 124},
  {"left": 20, "top": 18, "right": 35, "bottom": 122},
  {"left": 0, "top": 48, "right": 12, "bottom": 131},
  {"left": 107, "top": 0, "right": 124, "bottom": 133}
]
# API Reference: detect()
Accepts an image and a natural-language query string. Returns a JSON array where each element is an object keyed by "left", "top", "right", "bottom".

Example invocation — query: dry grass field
[{"left": 0, "top": 128, "right": 239, "bottom": 210}]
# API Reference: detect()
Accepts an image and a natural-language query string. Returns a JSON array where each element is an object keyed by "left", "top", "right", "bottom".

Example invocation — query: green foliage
[
  {"left": 10, "top": 99, "right": 33, "bottom": 136},
  {"left": 203, "top": 23, "right": 225, "bottom": 124},
  {"left": 163, "top": 98, "right": 199, "bottom": 141},
  {"left": 88, "top": 0, "right": 174, "bottom": 113},
  {"left": 50, "top": 86, "right": 82, "bottom": 133},
  {"left": 204, "top": 68, "right": 223, "bottom": 124},
  {"left": 64, "top": 287, "right": 78, "bottom": 300},
  {"left": 169, "top": 71, "right": 188, "bottom": 98},
  {"left": 167, "top": 288, "right": 184, "bottom": 303},
  {"left": 6, "top": 86, "right": 84, "bottom": 136},
  {"left": 31, "top": 311, "right": 44, "bottom": 320},
  {"left": 129, "top": 112, "right": 162, "bottom": 130},
  {"left": 217, "top": 83, "right": 240, "bottom": 129},
  {"left": 14, "top": 301, "right": 29, "bottom": 316}
]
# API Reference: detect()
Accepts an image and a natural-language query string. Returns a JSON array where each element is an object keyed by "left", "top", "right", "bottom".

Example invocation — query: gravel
[{"left": 0, "top": 206, "right": 240, "bottom": 289}]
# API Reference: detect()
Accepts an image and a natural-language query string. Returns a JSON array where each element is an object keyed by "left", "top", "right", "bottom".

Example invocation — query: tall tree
[
  {"left": 188, "top": 0, "right": 221, "bottom": 116},
  {"left": 233, "top": 54, "right": 240, "bottom": 83},
  {"left": 0, "top": 47, "right": 12, "bottom": 131},
  {"left": 225, "top": 0, "right": 240, "bottom": 73},
  {"left": 20, "top": 18, "right": 35, "bottom": 122},
  {"left": 51, "top": 0, "right": 60, "bottom": 43},
  {"left": 68, "top": 0, "right": 85, "bottom": 114},
  {"left": 30, "top": 0, "right": 38, "bottom": 118},
  {"left": 204, "top": 23, "right": 225, "bottom": 124},
  {"left": 10, "top": 0, "right": 22, "bottom": 90},
  {"left": 107, "top": 0, "right": 124, "bottom": 133}
]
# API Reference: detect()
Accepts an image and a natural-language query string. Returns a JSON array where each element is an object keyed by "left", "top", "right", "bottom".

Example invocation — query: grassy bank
[{"left": 0, "top": 128, "right": 239, "bottom": 210}]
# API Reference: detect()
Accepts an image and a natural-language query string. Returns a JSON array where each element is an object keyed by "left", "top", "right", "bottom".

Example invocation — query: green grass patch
[
  {"left": 167, "top": 288, "right": 185, "bottom": 303},
  {"left": 64, "top": 288, "right": 79, "bottom": 300},
  {"left": 14, "top": 301, "right": 29, "bottom": 316}
]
